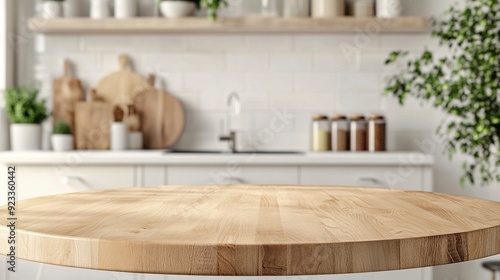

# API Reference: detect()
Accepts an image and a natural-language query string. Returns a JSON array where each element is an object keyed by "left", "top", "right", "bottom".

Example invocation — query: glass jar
[
  {"left": 368, "top": 114, "right": 386, "bottom": 152},
  {"left": 347, "top": 0, "right": 375, "bottom": 17},
  {"left": 312, "top": 0, "right": 345, "bottom": 18},
  {"left": 331, "top": 115, "right": 349, "bottom": 152},
  {"left": 311, "top": 115, "right": 331, "bottom": 152},
  {"left": 350, "top": 115, "right": 367, "bottom": 152},
  {"left": 261, "top": 0, "right": 282, "bottom": 17}
]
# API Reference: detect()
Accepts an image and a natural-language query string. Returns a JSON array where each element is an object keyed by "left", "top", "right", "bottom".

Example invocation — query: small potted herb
[
  {"left": 5, "top": 86, "right": 48, "bottom": 151},
  {"left": 158, "top": 0, "right": 227, "bottom": 20},
  {"left": 41, "top": 0, "right": 65, "bottom": 19},
  {"left": 52, "top": 121, "right": 74, "bottom": 152}
]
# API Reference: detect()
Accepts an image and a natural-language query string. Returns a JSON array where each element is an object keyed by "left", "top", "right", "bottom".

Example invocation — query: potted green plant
[
  {"left": 5, "top": 86, "right": 48, "bottom": 151},
  {"left": 52, "top": 121, "right": 73, "bottom": 151},
  {"left": 384, "top": 0, "right": 499, "bottom": 185},
  {"left": 41, "top": 0, "right": 65, "bottom": 19},
  {"left": 158, "top": 0, "right": 227, "bottom": 20}
]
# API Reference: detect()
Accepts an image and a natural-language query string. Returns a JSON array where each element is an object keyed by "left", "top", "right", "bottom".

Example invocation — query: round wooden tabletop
[{"left": 1, "top": 185, "right": 500, "bottom": 276}]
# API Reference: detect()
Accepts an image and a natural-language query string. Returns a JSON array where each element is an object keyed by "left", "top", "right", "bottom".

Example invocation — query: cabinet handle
[
  {"left": 60, "top": 175, "right": 88, "bottom": 186},
  {"left": 356, "top": 177, "right": 387, "bottom": 188}
]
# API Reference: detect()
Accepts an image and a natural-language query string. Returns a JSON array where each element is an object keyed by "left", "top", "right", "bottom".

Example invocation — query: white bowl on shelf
[{"left": 160, "top": 1, "right": 196, "bottom": 18}]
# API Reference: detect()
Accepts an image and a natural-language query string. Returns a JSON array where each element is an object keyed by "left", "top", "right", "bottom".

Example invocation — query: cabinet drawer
[
  {"left": 300, "top": 166, "right": 424, "bottom": 191},
  {"left": 167, "top": 165, "right": 299, "bottom": 185},
  {"left": 15, "top": 165, "right": 136, "bottom": 201}
]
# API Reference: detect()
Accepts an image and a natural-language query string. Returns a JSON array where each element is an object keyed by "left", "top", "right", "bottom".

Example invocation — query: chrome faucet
[{"left": 219, "top": 92, "right": 241, "bottom": 153}]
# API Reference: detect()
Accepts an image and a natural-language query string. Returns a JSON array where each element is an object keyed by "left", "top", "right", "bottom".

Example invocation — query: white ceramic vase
[
  {"left": 376, "top": 0, "right": 402, "bottom": 18},
  {"left": 160, "top": 1, "right": 196, "bottom": 18},
  {"left": 10, "top": 124, "right": 42, "bottom": 151},
  {"left": 115, "top": 0, "right": 138, "bottom": 18},
  {"left": 111, "top": 122, "right": 128, "bottom": 151},
  {"left": 312, "top": 0, "right": 345, "bottom": 18},
  {"left": 51, "top": 135, "right": 74, "bottom": 151},
  {"left": 283, "top": 0, "right": 310, "bottom": 17},
  {"left": 91, "top": 0, "right": 111, "bottom": 18},
  {"left": 41, "top": 1, "right": 63, "bottom": 19},
  {"left": 63, "top": 0, "right": 81, "bottom": 17}
]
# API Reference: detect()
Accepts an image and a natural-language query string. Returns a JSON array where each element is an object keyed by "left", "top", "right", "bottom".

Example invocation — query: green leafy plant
[
  {"left": 384, "top": 0, "right": 499, "bottom": 186},
  {"left": 5, "top": 86, "right": 48, "bottom": 124},
  {"left": 53, "top": 121, "right": 72, "bottom": 135}
]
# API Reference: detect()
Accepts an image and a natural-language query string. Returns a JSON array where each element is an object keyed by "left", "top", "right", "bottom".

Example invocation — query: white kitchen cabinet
[
  {"left": 167, "top": 165, "right": 299, "bottom": 185},
  {"left": 300, "top": 165, "right": 431, "bottom": 191},
  {"left": 5, "top": 165, "right": 137, "bottom": 203}
]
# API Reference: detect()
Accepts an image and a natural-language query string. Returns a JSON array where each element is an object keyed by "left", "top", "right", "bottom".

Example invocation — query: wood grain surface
[
  {"left": 1, "top": 185, "right": 500, "bottom": 276},
  {"left": 52, "top": 59, "right": 84, "bottom": 134},
  {"left": 134, "top": 75, "right": 185, "bottom": 149}
]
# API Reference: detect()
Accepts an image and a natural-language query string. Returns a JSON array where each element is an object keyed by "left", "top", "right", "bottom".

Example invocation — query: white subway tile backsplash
[
  {"left": 227, "top": 54, "right": 269, "bottom": 72},
  {"left": 152, "top": 54, "right": 226, "bottom": 72},
  {"left": 294, "top": 73, "right": 338, "bottom": 92},
  {"left": 269, "top": 53, "right": 313, "bottom": 72},
  {"left": 188, "top": 35, "right": 244, "bottom": 52},
  {"left": 244, "top": 35, "right": 293, "bottom": 52},
  {"left": 34, "top": 30, "right": 441, "bottom": 151},
  {"left": 380, "top": 34, "right": 440, "bottom": 51},
  {"left": 245, "top": 73, "right": 294, "bottom": 92}
]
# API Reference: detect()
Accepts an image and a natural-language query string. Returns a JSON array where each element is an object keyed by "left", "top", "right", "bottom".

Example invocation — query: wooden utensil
[
  {"left": 53, "top": 59, "right": 84, "bottom": 130},
  {"left": 134, "top": 75, "right": 185, "bottom": 149},
  {"left": 74, "top": 89, "right": 113, "bottom": 150},
  {"left": 95, "top": 54, "right": 150, "bottom": 114}
]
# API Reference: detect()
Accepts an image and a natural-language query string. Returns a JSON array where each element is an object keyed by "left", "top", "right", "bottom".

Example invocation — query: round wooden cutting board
[
  {"left": 95, "top": 54, "right": 150, "bottom": 113},
  {"left": 134, "top": 75, "right": 185, "bottom": 149},
  {"left": 2, "top": 185, "right": 500, "bottom": 276}
]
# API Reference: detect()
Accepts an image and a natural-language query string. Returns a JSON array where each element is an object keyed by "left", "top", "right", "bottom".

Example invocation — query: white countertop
[{"left": 0, "top": 151, "right": 434, "bottom": 166}]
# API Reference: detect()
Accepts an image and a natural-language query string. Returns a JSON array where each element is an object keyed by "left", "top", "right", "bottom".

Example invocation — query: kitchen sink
[{"left": 167, "top": 150, "right": 305, "bottom": 155}]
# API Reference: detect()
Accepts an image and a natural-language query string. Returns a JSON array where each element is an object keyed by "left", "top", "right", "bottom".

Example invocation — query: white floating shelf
[{"left": 28, "top": 17, "right": 430, "bottom": 34}]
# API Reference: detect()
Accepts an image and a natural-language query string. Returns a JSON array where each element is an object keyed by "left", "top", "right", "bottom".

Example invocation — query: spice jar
[
  {"left": 368, "top": 114, "right": 386, "bottom": 152},
  {"left": 311, "top": 115, "right": 331, "bottom": 152},
  {"left": 350, "top": 115, "right": 367, "bottom": 152},
  {"left": 331, "top": 115, "right": 349, "bottom": 152}
]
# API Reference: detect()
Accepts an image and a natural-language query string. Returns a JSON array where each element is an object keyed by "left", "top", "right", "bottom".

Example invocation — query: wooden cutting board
[
  {"left": 134, "top": 75, "right": 185, "bottom": 149},
  {"left": 53, "top": 59, "right": 84, "bottom": 130},
  {"left": 74, "top": 90, "right": 113, "bottom": 150},
  {"left": 95, "top": 54, "right": 150, "bottom": 114}
]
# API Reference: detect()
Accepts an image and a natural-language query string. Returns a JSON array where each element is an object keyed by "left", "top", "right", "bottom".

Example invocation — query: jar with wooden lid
[
  {"left": 312, "top": 0, "right": 345, "bottom": 18},
  {"left": 331, "top": 114, "right": 349, "bottom": 152},
  {"left": 311, "top": 115, "right": 331, "bottom": 152},
  {"left": 350, "top": 115, "right": 367, "bottom": 152},
  {"left": 347, "top": 0, "right": 375, "bottom": 17},
  {"left": 368, "top": 114, "right": 386, "bottom": 152}
]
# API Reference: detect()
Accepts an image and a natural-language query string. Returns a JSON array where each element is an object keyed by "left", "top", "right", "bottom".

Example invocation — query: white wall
[{"left": 16, "top": 0, "right": 500, "bottom": 279}]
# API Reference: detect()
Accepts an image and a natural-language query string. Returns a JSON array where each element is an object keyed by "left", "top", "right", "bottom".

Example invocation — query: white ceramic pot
[
  {"left": 111, "top": 122, "right": 128, "bottom": 151},
  {"left": 160, "top": 1, "right": 196, "bottom": 18},
  {"left": 376, "top": 0, "right": 402, "bottom": 18},
  {"left": 0, "top": 108, "right": 9, "bottom": 150},
  {"left": 51, "top": 134, "right": 74, "bottom": 151},
  {"left": 63, "top": 0, "right": 81, "bottom": 17},
  {"left": 115, "top": 0, "right": 138, "bottom": 18},
  {"left": 91, "top": 0, "right": 111, "bottom": 19},
  {"left": 283, "top": 0, "right": 310, "bottom": 17},
  {"left": 10, "top": 124, "right": 42, "bottom": 151},
  {"left": 312, "top": 0, "right": 345, "bottom": 18},
  {"left": 41, "top": 1, "right": 63, "bottom": 19},
  {"left": 128, "top": 131, "right": 143, "bottom": 149}
]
